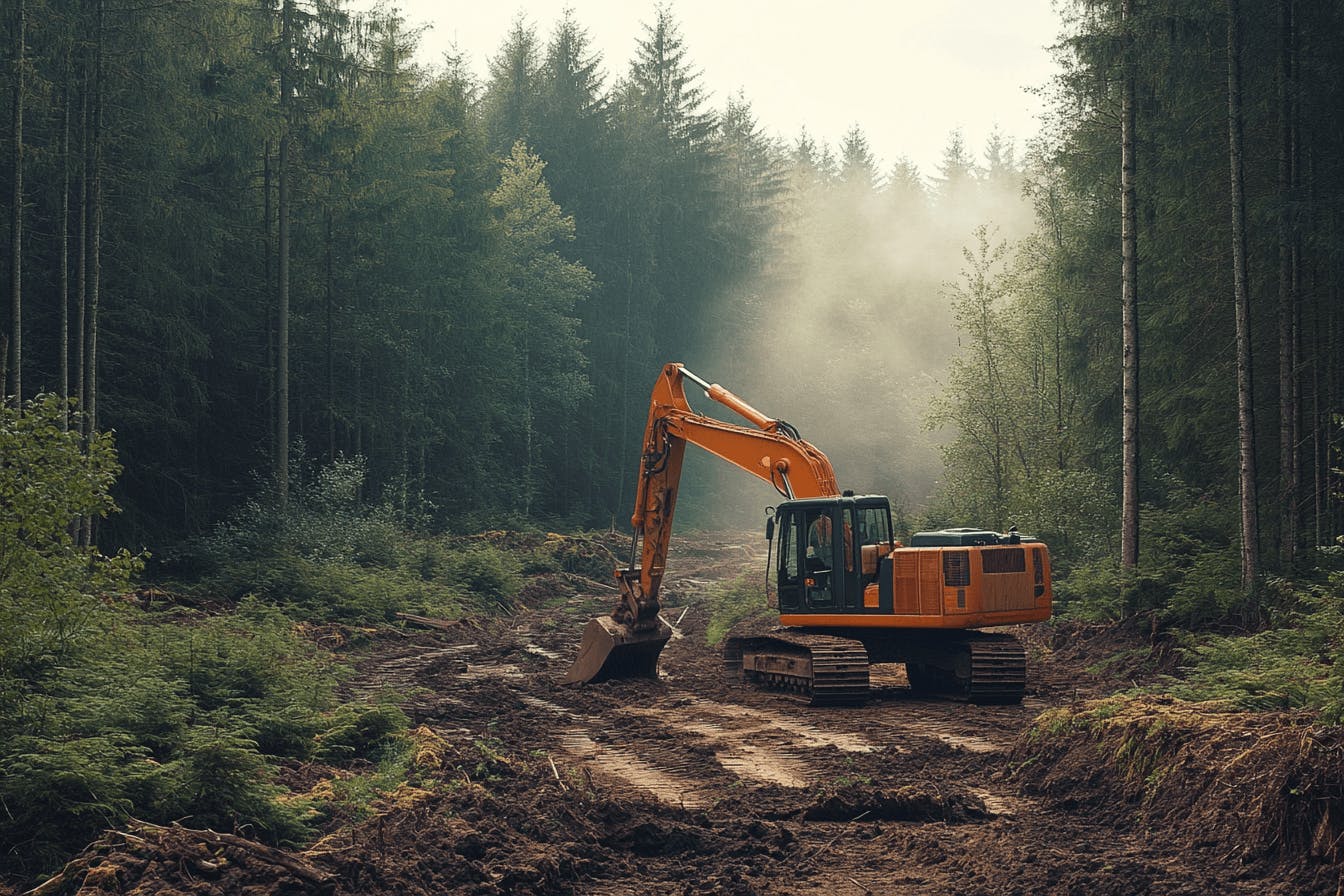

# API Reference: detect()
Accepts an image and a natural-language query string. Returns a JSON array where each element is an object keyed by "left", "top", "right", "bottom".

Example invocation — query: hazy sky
[{"left": 372, "top": 1, "right": 1064, "bottom": 178}]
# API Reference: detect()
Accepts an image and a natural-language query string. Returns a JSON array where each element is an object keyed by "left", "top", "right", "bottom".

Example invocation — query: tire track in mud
[
  {"left": 397, "top": 565, "right": 1030, "bottom": 823},
  {"left": 521, "top": 693, "right": 802, "bottom": 804},
  {"left": 421, "top": 630, "right": 1025, "bottom": 814}
]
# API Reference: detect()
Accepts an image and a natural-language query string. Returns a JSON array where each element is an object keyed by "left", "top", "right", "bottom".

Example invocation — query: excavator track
[
  {"left": 724, "top": 632, "right": 870, "bottom": 706},
  {"left": 903, "top": 632, "right": 1026, "bottom": 704},
  {"left": 965, "top": 634, "right": 1027, "bottom": 704}
]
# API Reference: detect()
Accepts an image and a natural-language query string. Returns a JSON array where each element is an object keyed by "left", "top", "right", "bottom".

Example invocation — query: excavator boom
[{"left": 564, "top": 363, "right": 837, "bottom": 685}]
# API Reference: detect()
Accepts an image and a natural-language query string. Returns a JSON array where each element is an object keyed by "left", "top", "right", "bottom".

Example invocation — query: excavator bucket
[{"left": 562, "top": 615, "right": 673, "bottom": 684}]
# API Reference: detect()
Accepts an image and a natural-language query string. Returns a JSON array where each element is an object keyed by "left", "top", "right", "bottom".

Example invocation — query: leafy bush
[
  {"left": 0, "top": 600, "right": 408, "bottom": 874},
  {"left": 1055, "top": 559, "right": 1172, "bottom": 622},
  {"left": 0, "top": 405, "right": 415, "bottom": 877},
  {"left": 1164, "top": 546, "right": 1247, "bottom": 627},
  {"left": 194, "top": 455, "right": 405, "bottom": 571},
  {"left": 1049, "top": 475, "right": 1251, "bottom": 626},
  {"left": 0, "top": 396, "right": 141, "bottom": 698},
  {"left": 188, "top": 458, "right": 539, "bottom": 621},
  {"left": 156, "top": 724, "right": 312, "bottom": 841},
  {"left": 1014, "top": 470, "right": 1115, "bottom": 562},
  {"left": 220, "top": 554, "right": 464, "bottom": 621}
]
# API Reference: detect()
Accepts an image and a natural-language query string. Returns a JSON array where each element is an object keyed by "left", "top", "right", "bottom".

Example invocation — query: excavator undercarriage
[{"left": 723, "top": 630, "right": 1027, "bottom": 706}]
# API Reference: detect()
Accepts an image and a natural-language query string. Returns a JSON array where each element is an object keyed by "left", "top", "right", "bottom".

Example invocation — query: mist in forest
[{"left": 678, "top": 130, "right": 1038, "bottom": 532}]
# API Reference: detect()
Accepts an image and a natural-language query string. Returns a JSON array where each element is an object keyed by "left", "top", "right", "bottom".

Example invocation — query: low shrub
[
  {"left": 704, "top": 571, "right": 774, "bottom": 645},
  {"left": 0, "top": 598, "right": 408, "bottom": 877},
  {"left": 442, "top": 543, "right": 523, "bottom": 607},
  {"left": 1166, "top": 572, "right": 1344, "bottom": 720}
]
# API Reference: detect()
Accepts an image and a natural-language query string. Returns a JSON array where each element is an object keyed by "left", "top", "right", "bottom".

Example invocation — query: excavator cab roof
[{"left": 776, "top": 494, "right": 890, "bottom": 511}]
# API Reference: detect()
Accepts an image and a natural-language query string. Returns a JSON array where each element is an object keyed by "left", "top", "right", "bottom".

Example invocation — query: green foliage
[
  {"left": 221, "top": 554, "right": 466, "bottom": 622},
  {"left": 314, "top": 702, "right": 410, "bottom": 762},
  {"left": 529, "top": 534, "right": 619, "bottom": 581},
  {"left": 323, "top": 737, "right": 417, "bottom": 821},
  {"left": 441, "top": 544, "right": 524, "bottom": 607},
  {"left": 0, "top": 597, "right": 406, "bottom": 871},
  {"left": 0, "top": 413, "right": 408, "bottom": 871},
  {"left": 704, "top": 571, "right": 773, "bottom": 646},
  {"left": 0, "top": 397, "right": 142, "bottom": 693},
  {"left": 0, "top": 733, "right": 155, "bottom": 866},
  {"left": 158, "top": 724, "right": 310, "bottom": 841},
  {"left": 199, "top": 455, "right": 404, "bottom": 570},
  {"left": 191, "top": 457, "right": 517, "bottom": 621},
  {"left": 928, "top": 229, "right": 1110, "bottom": 553},
  {"left": 1166, "top": 573, "right": 1344, "bottom": 721}
]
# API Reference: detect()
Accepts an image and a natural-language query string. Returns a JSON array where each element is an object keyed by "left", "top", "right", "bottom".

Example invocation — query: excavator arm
[{"left": 564, "top": 362, "right": 839, "bottom": 684}]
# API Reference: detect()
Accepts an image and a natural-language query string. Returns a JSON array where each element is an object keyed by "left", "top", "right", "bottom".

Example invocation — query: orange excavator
[{"left": 564, "top": 363, "right": 1052, "bottom": 704}]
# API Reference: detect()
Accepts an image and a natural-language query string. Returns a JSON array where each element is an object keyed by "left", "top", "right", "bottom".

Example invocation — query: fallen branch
[
  {"left": 127, "top": 820, "right": 336, "bottom": 891},
  {"left": 396, "top": 611, "right": 465, "bottom": 631},
  {"left": 548, "top": 754, "right": 567, "bottom": 790},
  {"left": 799, "top": 810, "right": 872, "bottom": 866}
]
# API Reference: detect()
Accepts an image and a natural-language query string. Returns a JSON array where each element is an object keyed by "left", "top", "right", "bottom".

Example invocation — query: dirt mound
[
  {"left": 801, "top": 783, "right": 991, "bottom": 823},
  {"left": 1022, "top": 618, "right": 1181, "bottom": 699},
  {"left": 1012, "top": 695, "right": 1344, "bottom": 869}
]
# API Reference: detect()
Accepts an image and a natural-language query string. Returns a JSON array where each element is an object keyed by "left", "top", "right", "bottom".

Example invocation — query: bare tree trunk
[
  {"left": 9, "top": 0, "right": 25, "bottom": 409},
  {"left": 277, "top": 129, "right": 290, "bottom": 507},
  {"left": 59, "top": 73, "right": 70, "bottom": 429},
  {"left": 276, "top": 0, "right": 293, "bottom": 507},
  {"left": 263, "top": 139, "right": 276, "bottom": 474},
  {"left": 325, "top": 205, "right": 334, "bottom": 463},
  {"left": 1276, "top": 0, "right": 1298, "bottom": 571},
  {"left": 1228, "top": 0, "right": 1260, "bottom": 591},
  {"left": 1313, "top": 306, "right": 1321, "bottom": 548},
  {"left": 1120, "top": 0, "right": 1141, "bottom": 573},
  {"left": 76, "top": 79, "right": 87, "bottom": 423},
  {"left": 80, "top": 1, "right": 104, "bottom": 547},
  {"left": 88, "top": 0, "right": 102, "bottom": 440}
]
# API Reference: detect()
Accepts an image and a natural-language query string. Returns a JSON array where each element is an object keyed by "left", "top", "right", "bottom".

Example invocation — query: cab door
[
  {"left": 775, "top": 506, "right": 837, "bottom": 611},
  {"left": 775, "top": 509, "right": 804, "bottom": 612}
]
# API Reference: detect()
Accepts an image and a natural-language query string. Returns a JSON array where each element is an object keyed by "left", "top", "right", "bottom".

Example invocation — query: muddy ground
[{"left": 17, "top": 534, "right": 1342, "bottom": 895}]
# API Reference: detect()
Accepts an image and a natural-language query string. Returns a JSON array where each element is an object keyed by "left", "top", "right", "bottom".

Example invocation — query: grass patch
[{"left": 704, "top": 571, "right": 775, "bottom": 645}]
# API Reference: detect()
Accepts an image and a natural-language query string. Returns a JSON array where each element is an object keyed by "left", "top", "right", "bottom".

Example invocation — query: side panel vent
[
  {"left": 981, "top": 548, "right": 1026, "bottom": 574},
  {"left": 943, "top": 550, "right": 970, "bottom": 587}
]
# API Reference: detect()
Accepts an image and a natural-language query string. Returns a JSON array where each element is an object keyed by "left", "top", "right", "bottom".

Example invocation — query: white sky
[{"left": 373, "top": 1, "right": 1064, "bottom": 177}]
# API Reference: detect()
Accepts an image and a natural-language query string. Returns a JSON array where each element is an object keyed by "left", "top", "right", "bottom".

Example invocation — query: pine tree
[
  {"left": 490, "top": 142, "right": 594, "bottom": 516},
  {"left": 934, "top": 128, "right": 976, "bottom": 206},
  {"left": 483, "top": 15, "right": 541, "bottom": 155},
  {"left": 838, "top": 124, "right": 879, "bottom": 195}
]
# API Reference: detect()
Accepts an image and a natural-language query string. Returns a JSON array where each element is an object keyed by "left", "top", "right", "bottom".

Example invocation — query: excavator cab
[{"left": 772, "top": 495, "right": 894, "bottom": 614}]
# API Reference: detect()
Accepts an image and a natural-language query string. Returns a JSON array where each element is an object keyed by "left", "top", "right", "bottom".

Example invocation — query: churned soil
[{"left": 14, "top": 534, "right": 1342, "bottom": 895}]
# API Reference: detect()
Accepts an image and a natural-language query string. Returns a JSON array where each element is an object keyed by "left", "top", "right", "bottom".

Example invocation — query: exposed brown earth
[{"left": 16, "top": 534, "right": 1343, "bottom": 895}]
